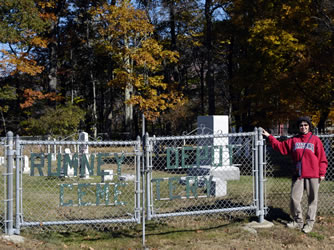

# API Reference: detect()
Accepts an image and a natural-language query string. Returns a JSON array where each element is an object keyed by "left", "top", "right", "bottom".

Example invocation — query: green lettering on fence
[
  {"left": 168, "top": 177, "right": 181, "bottom": 200},
  {"left": 78, "top": 183, "right": 91, "bottom": 206},
  {"left": 186, "top": 176, "right": 198, "bottom": 198},
  {"left": 97, "top": 153, "right": 109, "bottom": 176},
  {"left": 96, "top": 183, "right": 110, "bottom": 205},
  {"left": 114, "top": 182, "right": 126, "bottom": 205},
  {"left": 181, "top": 146, "right": 193, "bottom": 168},
  {"left": 225, "top": 145, "right": 234, "bottom": 165},
  {"left": 211, "top": 146, "right": 223, "bottom": 167},
  {"left": 80, "top": 154, "right": 95, "bottom": 176},
  {"left": 114, "top": 153, "right": 124, "bottom": 179},
  {"left": 30, "top": 153, "right": 44, "bottom": 176},
  {"left": 204, "top": 176, "right": 213, "bottom": 197},
  {"left": 167, "top": 147, "right": 179, "bottom": 169},
  {"left": 151, "top": 178, "right": 164, "bottom": 200},
  {"left": 60, "top": 184, "right": 73, "bottom": 206},
  {"left": 196, "top": 146, "right": 210, "bottom": 166},
  {"left": 47, "top": 153, "right": 61, "bottom": 177}
]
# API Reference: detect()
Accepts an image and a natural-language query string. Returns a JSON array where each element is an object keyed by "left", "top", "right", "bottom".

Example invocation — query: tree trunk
[
  {"left": 205, "top": 0, "right": 215, "bottom": 115},
  {"left": 200, "top": 64, "right": 205, "bottom": 114},
  {"left": 124, "top": 38, "right": 133, "bottom": 136},
  {"left": 91, "top": 75, "right": 98, "bottom": 138},
  {"left": 0, "top": 110, "right": 6, "bottom": 134},
  {"left": 49, "top": 20, "right": 57, "bottom": 92},
  {"left": 86, "top": 12, "right": 97, "bottom": 138}
]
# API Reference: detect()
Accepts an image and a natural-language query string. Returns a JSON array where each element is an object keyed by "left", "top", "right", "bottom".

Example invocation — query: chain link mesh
[
  {"left": 17, "top": 139, "right": 141, "bottom": 231},
  {"left": 147, "top": 132, "right": 257, "bottom": 223}
]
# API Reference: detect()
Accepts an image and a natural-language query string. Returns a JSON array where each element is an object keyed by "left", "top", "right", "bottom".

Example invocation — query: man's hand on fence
[{"left": 320, "top": 176, "right": 325, "bottom": 182}]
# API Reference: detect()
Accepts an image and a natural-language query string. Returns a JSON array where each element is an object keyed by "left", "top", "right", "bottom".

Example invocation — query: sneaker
[
  {"left": 286, "top": 221, "right": 303, "bottom": 230},
  {"left": 302, "top": 224, "right": 313, "bottom": 233}
]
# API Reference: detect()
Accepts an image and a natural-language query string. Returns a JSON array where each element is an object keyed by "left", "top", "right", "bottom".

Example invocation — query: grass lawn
[{"left": 2, "top": 215, "right": 334, "bottom": 249}]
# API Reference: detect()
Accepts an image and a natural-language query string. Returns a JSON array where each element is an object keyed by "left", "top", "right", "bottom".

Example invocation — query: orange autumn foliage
[{"left": 20, "top": 89, "right": 63, "bottom": 109}]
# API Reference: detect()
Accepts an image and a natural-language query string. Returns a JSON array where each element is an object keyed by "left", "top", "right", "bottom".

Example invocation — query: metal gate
[
  {"left": 4, "top": 132, "right": 142, "bottom": 234},
  {"left": 145, "top": 129, "right": 266, "bottom": 221}
]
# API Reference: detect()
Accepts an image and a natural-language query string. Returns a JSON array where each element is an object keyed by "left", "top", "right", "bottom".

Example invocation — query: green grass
[{"left": 13, "top": 215, "right": 334, "bottom": 249}]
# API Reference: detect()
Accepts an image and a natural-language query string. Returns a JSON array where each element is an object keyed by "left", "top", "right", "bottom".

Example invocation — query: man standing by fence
[{"left": 262, "top": 116, "right": 328, "bottom": 233}]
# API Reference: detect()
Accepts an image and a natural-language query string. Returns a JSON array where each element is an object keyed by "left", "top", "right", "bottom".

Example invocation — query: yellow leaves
[
  {"left": 131, "top": 39, "right": 179, "bottom": 71},
  {"left": 250, "top": 19, "right": 276, "bottom": 34},
  {"left": 1, "top": 47, "right": 46, "bottom": 76},
  {"left": 127, "top": 88, "right": 184, "bottom": 121},
  {"left": 91, "top": 1, "right": 153, "bottom": 38},
  {"left": 37, "top": 0, "right": 57, "bottom": 21},
  {"left": 37, "top": 1, "right": 56, "bottom": 9},
  {"left": 1, "top": 50, "right": 44, "bottom": 76},
  {"left": 248, "top": 17, "right": 306, "bottom": 69},
  {"left": 39, "top": 12, "right": 57, "bottom": 22},
  {"left": 30, "top": 36, "right": 48, "bottom": 48},
  {"left": 282, "top": 4, "right": 291, "bottom": 16},
  {"left": 108, "top": 69, "right": 132, "bottom": 88}
]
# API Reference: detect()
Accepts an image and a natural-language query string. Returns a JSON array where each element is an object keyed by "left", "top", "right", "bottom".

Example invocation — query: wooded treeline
[{"left": 1, "top": 0, "right": 333, "bottom": 138}]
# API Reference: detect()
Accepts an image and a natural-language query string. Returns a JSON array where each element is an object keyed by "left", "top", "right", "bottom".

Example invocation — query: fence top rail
[
  {"left": 17, "top": 140, "right": 140, "bottom": 146},
  {"left": 149, "top": 131, "right": 256, "bottom": 141},
  {"left": 318, "top": 134, "right": 334, "bottom": 138}
]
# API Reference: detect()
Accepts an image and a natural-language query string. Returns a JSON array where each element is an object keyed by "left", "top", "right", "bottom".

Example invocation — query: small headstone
[
  {"left": 79, "top": 132, "right": 90, "bottom": 179},
  {"left": 120, "top": 174, "right": 135, "bottom": 181},
  {"left": 23, "top": 155, "right": 30, "bottom": 174},
  {"left": 103, "top": 170, "right": 114, "bottom": 181}
]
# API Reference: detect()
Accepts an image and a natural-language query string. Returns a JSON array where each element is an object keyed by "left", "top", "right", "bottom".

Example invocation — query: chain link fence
[
  {"left": 2, "top": 130, "right": 333, "bottom": 238},
  {"left": 10, "top": 134, "right": 142, "bottom": 233},
  {"left": 145, "top": 131, "right": 261, "bottom": 223}
]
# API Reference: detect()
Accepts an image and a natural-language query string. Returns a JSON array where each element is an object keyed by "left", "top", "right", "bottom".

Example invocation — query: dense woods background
[{"left": 0, "top": 0, "right": 333, "bottom": 139}]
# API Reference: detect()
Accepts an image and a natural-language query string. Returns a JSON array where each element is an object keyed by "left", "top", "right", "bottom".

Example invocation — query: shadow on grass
[
  {"left": 265, "top": 206, "right": 291, "bottom": 225},
  {"left": 144, "top": 221, "right": 232, "bottom": 236},
  {"left": 172, "top": 199, "right": 253, "bottom": 213}
]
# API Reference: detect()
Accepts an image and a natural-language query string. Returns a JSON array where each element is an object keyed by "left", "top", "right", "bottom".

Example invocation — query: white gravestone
[
  {"left": 23, "top": 155, "right": 30, "bottom": 174},
  {"left": 79, "top": 132, "right": 90, "bottom": 179},
  {"left": 64, "top": 148, "right": 74, "bottom": 177},
  {"left": 103, "top": 170, "right": 114, "bottom": 181},
  {"left": 186, "top": 116, "right": 240, "bottom": 197}
]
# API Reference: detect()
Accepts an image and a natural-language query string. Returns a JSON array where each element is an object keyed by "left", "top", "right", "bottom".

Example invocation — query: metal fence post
[
  {"left": 258, "top": 127, "right": 265, "bottom": 223},
  {"left": 5, "top": 131, "right": 14, "bottom": 235},
  {"left": 253, "top": 128, "right": 259, "bottom": 218},
  {"left": 141, "top": 133, "right": 147, "bottom": 247},
  {"left": 145, "top": 133, "right": 151, "bottom": 220},
  {"left": 15, "top": 135, "right": 21, "bottom": 234},
  {"left": 135, "top": 136, "right": 141, "bottom": 223}
]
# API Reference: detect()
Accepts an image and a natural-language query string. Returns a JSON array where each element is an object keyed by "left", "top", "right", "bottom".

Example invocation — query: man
[{"left": 262, "top": 117, "right": 328, "bottom": 233}]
